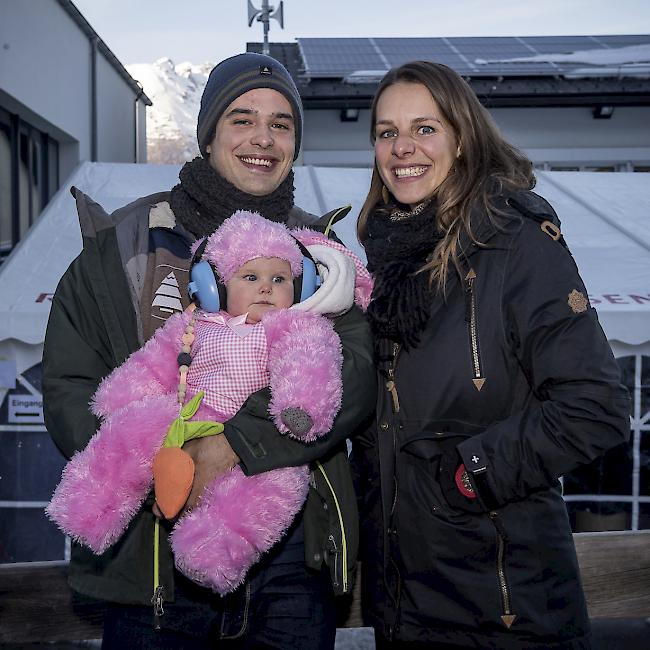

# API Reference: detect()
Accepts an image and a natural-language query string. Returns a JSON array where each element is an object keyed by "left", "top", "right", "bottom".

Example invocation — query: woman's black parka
[{"left": 353, "top": 191, "right": 630, "bottom": 649}]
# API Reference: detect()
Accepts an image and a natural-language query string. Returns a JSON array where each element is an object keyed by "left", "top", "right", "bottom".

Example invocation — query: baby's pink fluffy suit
[
  {"left": 46, "top": 211, "right": 369, "bottom": 594},
  {"left": 172, "top": 465, "right": 309, "bottom": 593},
  {"left": 263, "top": 309, "right": 342, "bottom": 440},
  {"left": 46, "top": 312, "right": 191, "bottom": 553},
  {"left": 46, "top": 394, "right": 180, "bottom": 553},
  {"left": 47, "top": 305, "right": 343, "bottom": 594}
]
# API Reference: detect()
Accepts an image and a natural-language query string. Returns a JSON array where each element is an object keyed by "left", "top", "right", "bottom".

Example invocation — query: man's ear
[{"left": 206, "top": 145, "right": 211, "bottom": 154}]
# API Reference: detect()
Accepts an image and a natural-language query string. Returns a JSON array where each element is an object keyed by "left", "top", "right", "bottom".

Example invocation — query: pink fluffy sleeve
[
  {"left": 91, "top": 310, "right": 191, "bottom": 419},
  {"left": 262, "top": 310, "right": 343, "bottom": 441}
]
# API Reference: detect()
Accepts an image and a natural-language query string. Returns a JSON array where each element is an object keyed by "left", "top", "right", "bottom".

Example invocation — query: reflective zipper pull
[
  {"left": 151, "top": 585, "right": 164, "bottom": 630},
  {"left": 328, "top": 534, "right": 340, "bottom": 588},
  {"left": 386, "top": 380, "right": 400, "bottom": 413},
  {"left": 387, "top": 343, "right": 401, "bottom": 413}
]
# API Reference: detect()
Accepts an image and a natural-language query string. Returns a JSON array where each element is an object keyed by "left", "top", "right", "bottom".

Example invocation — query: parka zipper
[
  {"left": 151, "top": 518, "right": 164, "bottom": 630},
  {"left": 489, "top": 511, "right": 517, "bottom": 629},
  {"left": 465, "top": 269, "right": 486, "bottom": 392},
  {"left": 386, "top": 342, "right": 401, "bottom": 413},
  {"left": 386, "top": 342, "right": 401, "bottom": 517},
  {"left": 328, "top": 534, "right": 340, "bottom": 588},
  {"left": 316, "top": 461, "right": 348, "bottom": 592},
  {"left": 383, "top": 342, "right": 403, "bottom": 642}
]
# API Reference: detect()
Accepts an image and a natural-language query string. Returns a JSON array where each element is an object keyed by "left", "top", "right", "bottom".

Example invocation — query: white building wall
[
  {"left": 492, "top": 106, "right": 650, "bottom": 169},
  {"left": 0, "top": 0, "right": 92, "bottom": 163},
  {"left": 96, "top": 55, "right": 138, "bottom": 163},
  {"left": 136, "top": 101, "right": 148, "bottom": 163},
  {"left": 0, "top": 0, "right": 148, "bottom": 175},
  {"left": 301, "top": 106, "right": 650, "bottom": 169},
  {"left": 302, "top": 109, "right": 374, "bottom": 167}
]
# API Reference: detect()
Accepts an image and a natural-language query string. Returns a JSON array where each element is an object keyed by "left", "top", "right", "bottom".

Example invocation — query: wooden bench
[{"left": 1, "top": 530, "right": 648, "bottom": 644}]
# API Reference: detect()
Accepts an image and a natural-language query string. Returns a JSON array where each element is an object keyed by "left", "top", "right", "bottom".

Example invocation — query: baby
[{"left": 47, "top": 210, "right": 372, "bottom": 594}]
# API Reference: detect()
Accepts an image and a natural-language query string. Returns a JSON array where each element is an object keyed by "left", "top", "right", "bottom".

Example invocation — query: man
[{"left": 43, "top": 52, "right": 375, "bottom": 649}]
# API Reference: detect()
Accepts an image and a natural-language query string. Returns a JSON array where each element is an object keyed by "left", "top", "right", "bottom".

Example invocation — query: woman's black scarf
[
  {"left": 169, "top": 156, "right": 295, "bottom": 238},
  {"left": 364, "top": 201, "right": 443, "bottom": 350}
]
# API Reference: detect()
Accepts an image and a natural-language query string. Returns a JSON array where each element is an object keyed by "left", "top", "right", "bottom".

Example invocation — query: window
[
  {"left": 0, "top": 119, "right": 11, "bottom": 259},
  {"left": 0, "top": 108, "right": 59, "bottom": 264},
  {"left": 584, "top": 165, "right": 616, "bottom": 172}
]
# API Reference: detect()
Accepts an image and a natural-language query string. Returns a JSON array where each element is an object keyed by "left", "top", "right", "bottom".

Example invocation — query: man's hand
[{"left": 181, "top": 434, "right": 240, "bottom": 512}]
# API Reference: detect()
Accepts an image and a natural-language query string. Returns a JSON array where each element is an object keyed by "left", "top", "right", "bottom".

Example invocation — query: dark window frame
[{"left": 0, "top": 108, "right": 60, "bottom": 261}]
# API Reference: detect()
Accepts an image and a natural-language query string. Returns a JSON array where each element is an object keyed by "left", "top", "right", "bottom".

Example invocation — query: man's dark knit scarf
[
  {"left": 364, "top": 201, "right": 443, "bottom": 350},
  {"left": 170, "top": 156, "right": 295, "bottom": 238}
]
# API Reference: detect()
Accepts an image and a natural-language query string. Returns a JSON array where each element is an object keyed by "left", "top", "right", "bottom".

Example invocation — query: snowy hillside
[{"left": 126, "top": 58, "right": 214, "bottom": 163}]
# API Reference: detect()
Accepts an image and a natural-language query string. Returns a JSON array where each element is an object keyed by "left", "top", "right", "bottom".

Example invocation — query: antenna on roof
[{"left": 247, "top": 0, "right": 284, "bottom": 56}]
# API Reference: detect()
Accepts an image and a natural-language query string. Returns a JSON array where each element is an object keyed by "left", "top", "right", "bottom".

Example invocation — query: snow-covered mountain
[{"left": 126, "top": 58, "right": 214, "bottom": 164}]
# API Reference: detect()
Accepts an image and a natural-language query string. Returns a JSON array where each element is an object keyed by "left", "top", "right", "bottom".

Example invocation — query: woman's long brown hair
[{"left": 358, "top": 61, "right": 535, "bottom": 290}]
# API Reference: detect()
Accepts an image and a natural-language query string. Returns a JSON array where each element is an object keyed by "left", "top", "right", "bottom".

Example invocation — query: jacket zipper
[
  {"left": 465, "top": 269, "right": 486, "bottom": 392},
  {"left": 385, "top": 342, "right": 403, "bottom": 641},
  {"left": 489, "top": 512, "right": 517, "bottom": 628},
  {"left": 151, "top": 518, "right": 164, "bottom": 630},
  {"left": 328, "top": 534, "right": 340, "bottom": 588},
  {"left": 386, "top": 342, "right": 401, "bottom": 517},
  {"left": 386, "top": 342, "right": 401, "bottom": 413},
  {"left": 316, "top": 461, "right": 348, "bottom": 592}
]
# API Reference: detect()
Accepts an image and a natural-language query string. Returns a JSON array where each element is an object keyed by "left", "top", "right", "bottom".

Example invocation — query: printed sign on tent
[{"left": 8, "top": 394, "right": 44, "bottom": 424}]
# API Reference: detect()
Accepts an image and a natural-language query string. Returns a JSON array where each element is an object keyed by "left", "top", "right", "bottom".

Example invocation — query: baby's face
[{"left": 226, "top": 257, "right": 294, "bottom": 323}]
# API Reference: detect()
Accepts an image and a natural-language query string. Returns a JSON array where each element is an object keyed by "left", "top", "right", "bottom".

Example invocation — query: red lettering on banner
[
  {"left": 589, "top": 294, "right": 650, "bottom": 305},
  {"left": 602, "top": 294, "right": 628, "bottom": 304},
  {"left": 35, "top": 293, "right": 54, "bottom": 303}
]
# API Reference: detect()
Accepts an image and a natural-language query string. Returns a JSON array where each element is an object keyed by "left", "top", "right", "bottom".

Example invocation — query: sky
[{"left": 71, "top": 0, "right": 650, "bottom": 66}]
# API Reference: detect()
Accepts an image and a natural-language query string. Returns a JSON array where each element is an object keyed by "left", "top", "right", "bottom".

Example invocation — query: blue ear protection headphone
[{"left": 187, "top": 238, "right": 321, "bottom": 313}]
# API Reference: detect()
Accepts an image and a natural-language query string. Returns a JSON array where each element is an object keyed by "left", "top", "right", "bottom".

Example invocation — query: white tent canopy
[{"left": 0, "top": 162, "right": 649, "bottom": 378}]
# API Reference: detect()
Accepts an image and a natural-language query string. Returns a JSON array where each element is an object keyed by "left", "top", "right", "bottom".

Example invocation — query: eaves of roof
[
  {"left": 299, "top": 77, "right": 650, "bottom": 109},
  {"left": 57, "top": 0, "right": 152, "bottom": 106}
]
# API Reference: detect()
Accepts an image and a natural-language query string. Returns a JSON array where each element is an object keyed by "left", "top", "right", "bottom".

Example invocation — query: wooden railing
[{"left": 1, "top": 530, "right": 649, "bottom": 644}]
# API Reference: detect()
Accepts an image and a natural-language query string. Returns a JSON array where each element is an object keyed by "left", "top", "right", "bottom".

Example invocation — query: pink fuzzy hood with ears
[{"left": 203, "top": 210, "right": 303, "bottom": 282}]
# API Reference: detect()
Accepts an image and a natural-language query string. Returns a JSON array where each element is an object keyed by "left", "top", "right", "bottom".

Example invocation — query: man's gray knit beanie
[{"left": 197, "top": 52, "right": 303, "bottom": 160}]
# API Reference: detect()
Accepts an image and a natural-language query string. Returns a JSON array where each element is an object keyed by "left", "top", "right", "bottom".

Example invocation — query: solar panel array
[{"left": 297, "top": 35, "right": 650, "bottom": 78}]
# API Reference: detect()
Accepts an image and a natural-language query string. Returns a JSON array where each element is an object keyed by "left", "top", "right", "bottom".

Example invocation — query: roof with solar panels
[{"left": 247, "top": 35, "right": 650, "bottom": 108}]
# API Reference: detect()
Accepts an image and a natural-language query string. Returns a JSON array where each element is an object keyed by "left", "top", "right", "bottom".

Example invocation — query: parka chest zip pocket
[
  {"left": 489, "top": 511, "right": 518, "bottom": 629},
  {"left": 465, "top": 269, "right": 486, "bottom": 392}
]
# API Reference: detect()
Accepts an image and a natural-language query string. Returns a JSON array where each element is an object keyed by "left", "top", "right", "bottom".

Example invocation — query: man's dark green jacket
[{"left": 42, "top": 188, "right": 376, "bottom": 604}]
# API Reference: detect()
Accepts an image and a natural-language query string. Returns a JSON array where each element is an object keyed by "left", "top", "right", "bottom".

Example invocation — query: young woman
[{"left": 354, "top": 61, "right": 630, "bottom": 649}]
